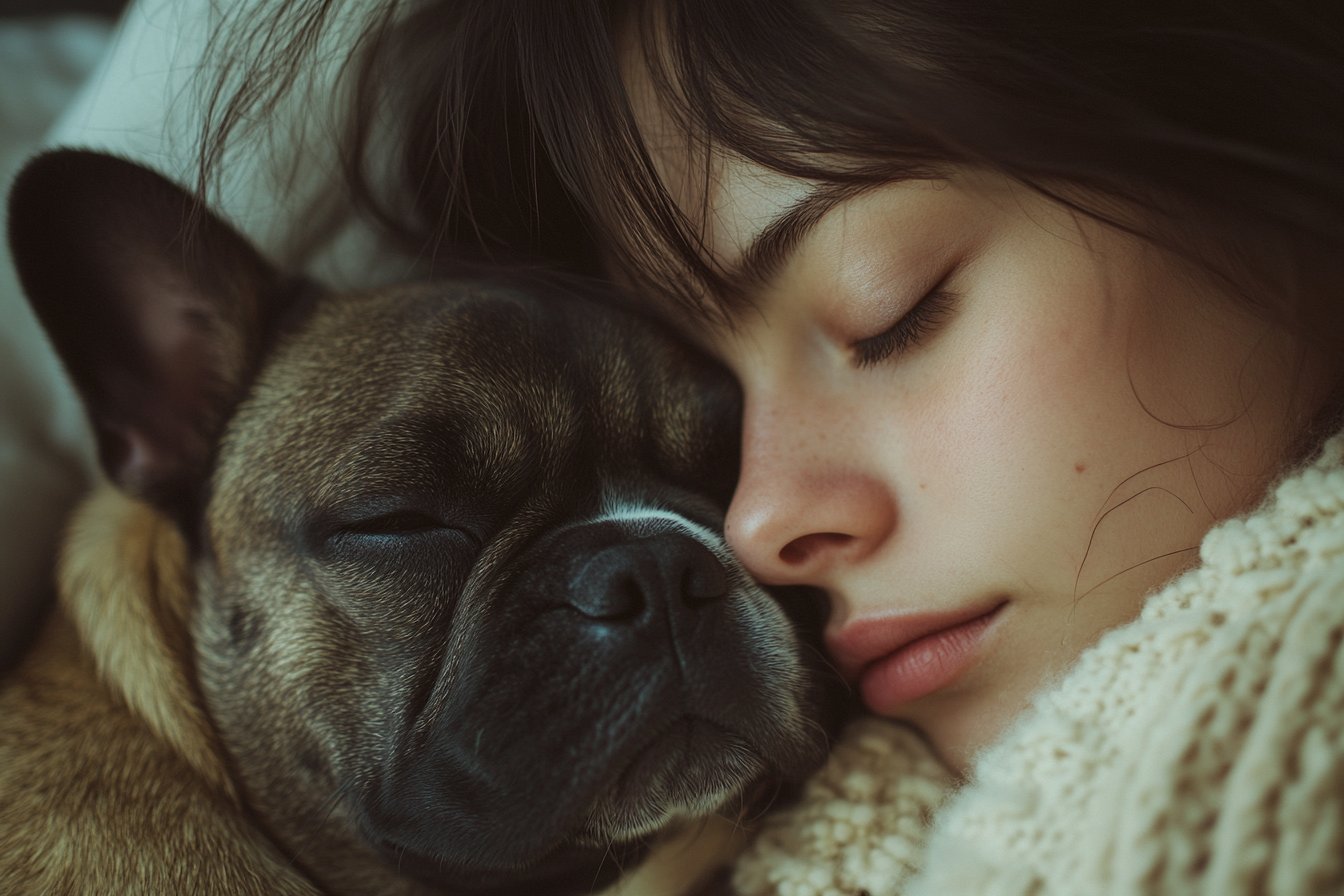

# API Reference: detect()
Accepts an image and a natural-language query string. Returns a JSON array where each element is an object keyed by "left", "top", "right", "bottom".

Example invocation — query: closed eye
[
  {"left": 335, "top": 511, "right": 446, "bottom": 537},
  {"left": 320, "top": 510, "right": 480, "bottom": 567},
  {"left": 853, "top": 287, "right": 957, "bottom": 368},
  {"left": 316, "top": 508, "right": 480, "bottom": 556}
]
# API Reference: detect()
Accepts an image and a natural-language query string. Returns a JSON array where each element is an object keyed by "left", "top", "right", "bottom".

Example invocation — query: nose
[
  {"left": 565, "top": 533, "right": 728, "bottom": 620},
  {"left": 725, "top": 391, "right": 896, "bottom": 586}
]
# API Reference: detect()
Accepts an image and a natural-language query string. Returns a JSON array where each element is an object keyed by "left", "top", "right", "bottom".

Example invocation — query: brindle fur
[
  {"left": 0, "top": 152, "right": 842, "bottom": 896},
  {"left": 0, "top": 486, "right": 318, "bottom": 894},
  {"left": 0, "top": 487, "right": 750, "bottom": 895}
]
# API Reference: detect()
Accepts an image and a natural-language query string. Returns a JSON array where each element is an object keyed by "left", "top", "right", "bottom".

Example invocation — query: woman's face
[{"left": 620, "top": 59, "right": 1325, "bottom": 773}]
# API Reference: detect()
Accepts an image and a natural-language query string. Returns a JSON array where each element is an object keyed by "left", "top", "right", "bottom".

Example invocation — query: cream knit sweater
[{"left": 734, "top": 435, "right": 1344, "bottom": 896}]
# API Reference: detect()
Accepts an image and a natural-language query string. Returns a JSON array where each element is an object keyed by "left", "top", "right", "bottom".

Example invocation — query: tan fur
[
  {"left": 0, "top": 483, "right": 318, "bottom": 895},
  {"left": 0, "top": 482, "right": 746, "bottom": 895},
  {"left": 2, "top": 151, "right": 830, "bottom": 896},
  {"left": 56, "top": 484, "right": 233, "bottom": 798}
]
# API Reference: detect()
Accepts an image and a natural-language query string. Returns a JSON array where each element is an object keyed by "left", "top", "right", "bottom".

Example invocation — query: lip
[{"left": 827, "top": 600, "right": 1007, "bottom": 713}]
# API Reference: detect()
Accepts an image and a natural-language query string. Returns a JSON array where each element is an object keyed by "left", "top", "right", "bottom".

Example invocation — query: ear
[{"left": 7, "top": 150, "right": 302, "bottom": 524}]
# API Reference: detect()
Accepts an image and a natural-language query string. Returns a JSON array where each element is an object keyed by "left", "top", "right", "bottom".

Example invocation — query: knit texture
[
  {"left": 735, "top": 435, "right": 1344, "bottom": 896},
  {"left": 733, "top": 719, "right": 953, "bottom": 896}
]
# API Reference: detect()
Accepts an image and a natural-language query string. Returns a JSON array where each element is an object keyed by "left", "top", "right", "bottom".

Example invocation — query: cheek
[{"left": 895, "top": 263, "right": 1203, "bottom": 599}]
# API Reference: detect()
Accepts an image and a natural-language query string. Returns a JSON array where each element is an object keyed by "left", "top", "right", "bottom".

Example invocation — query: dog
[{"left": 0, "top": 151, "right": 846, "bottom": 896}]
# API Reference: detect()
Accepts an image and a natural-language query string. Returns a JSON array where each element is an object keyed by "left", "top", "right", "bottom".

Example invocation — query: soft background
[
  {"left": 0, "top": 0, "right": 412, "bottom": 672},
  {"left": 0, "top": 2, "right": 121, "bottom": 668}
]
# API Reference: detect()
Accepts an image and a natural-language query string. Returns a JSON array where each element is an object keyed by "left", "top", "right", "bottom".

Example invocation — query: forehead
[
  {"left": 619, "top": 32, "right": 811, "bottom": 272},
  {"left": 212, "top": 288, "right": 578, "bottom": 514},
  {"left": 620, "top": 53, "right": 1014, "bottom": 329},
  {"left": 208, "top": 283, "right": 742, "bottom": 529},
  {"left": 615, "top": 26, "right": 967, "bottom": 332}
]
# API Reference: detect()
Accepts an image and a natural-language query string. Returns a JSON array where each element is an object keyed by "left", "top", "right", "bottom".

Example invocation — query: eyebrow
[{"left": 724, "top": 181, "right": 876, "bottom": 293}]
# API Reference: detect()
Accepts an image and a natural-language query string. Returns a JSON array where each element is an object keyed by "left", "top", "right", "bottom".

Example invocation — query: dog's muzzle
[{"left": 356, "top": 507, "right": 833, "bottom": 890}]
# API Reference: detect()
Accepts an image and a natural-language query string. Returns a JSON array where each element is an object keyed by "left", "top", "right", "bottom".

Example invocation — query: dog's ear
[{"left": 7, "top": 150, "right": 300, "bottom": 522}]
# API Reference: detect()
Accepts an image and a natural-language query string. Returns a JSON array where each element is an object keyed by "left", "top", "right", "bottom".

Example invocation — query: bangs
[
  {"left": 530, "top": 0, "right": 959, "bottom": 320},
  {"left": 198, "top": 0, "right": 1344, "bottom": 343},
  {"left": 526, "top": 0, "right": 1344, "bottom": 340}
]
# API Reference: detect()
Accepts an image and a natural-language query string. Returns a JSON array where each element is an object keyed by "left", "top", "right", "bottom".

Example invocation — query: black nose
[{"left": 565, "top": 533, "right": 728, "bottom": 621}]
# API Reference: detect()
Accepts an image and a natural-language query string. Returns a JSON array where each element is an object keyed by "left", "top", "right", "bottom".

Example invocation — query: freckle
[{"left": 1075, "top": 462, "right": 1086, "bottom": 473}]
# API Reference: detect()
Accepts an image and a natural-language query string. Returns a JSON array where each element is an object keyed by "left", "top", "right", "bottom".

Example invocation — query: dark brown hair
[{"left": 199, "top": 0, "right": 1343, "bottom": 345}]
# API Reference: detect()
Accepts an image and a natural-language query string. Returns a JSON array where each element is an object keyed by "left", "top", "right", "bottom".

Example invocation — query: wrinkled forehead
[
  {"left": 208, "top": 283, "right": 741, "bottom": 537},
  {"left": 209, "top": 287, "right": 580, "bottom": 517}
]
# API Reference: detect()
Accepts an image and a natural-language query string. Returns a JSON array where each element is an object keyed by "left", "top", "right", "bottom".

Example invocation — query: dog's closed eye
[
  {"left": 3, "top": 149, "right": 848, "bottom": 896},
  {"left": 319, "top": 510, "right": 481, "bottom": 571},
  {"left": 335, "top": 510, "right": 449, "bottom": 537}
]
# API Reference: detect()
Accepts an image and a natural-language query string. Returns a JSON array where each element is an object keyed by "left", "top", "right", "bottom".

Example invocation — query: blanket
[{"left": 0, "top": 14, "right": 109, "bottom": 670}]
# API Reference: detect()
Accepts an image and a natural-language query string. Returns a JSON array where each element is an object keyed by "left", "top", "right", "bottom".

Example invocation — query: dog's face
[
  {"left": 10, "top": 152, "right": 845, "bottom": 895},
  {"left": 196, "top": 283, "right": 834, "bottom": 893}
]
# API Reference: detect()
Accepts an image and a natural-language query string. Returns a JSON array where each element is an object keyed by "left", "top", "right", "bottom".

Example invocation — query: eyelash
[{"left": 853, "top": 288, "right": 957, "bottom": 368}]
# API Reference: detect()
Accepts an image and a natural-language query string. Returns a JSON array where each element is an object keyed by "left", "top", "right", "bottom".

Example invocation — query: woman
[{"left": 28, "top": 0, "right": 1344, "bottom": 892}]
